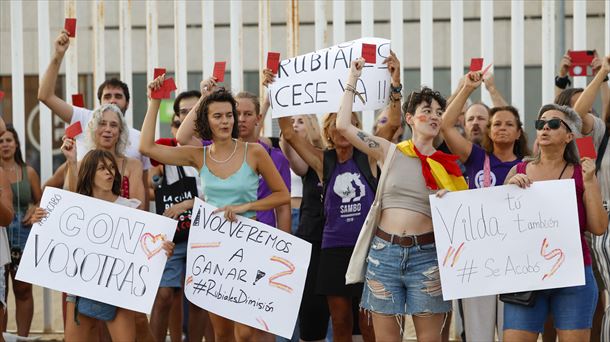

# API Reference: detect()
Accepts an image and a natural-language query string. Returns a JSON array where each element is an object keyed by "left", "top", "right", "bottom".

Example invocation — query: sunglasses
[{"left": 534, "top": 118, "right": 572, "bottom": 132}]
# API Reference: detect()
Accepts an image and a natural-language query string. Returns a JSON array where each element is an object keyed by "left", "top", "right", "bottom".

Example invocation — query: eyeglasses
[{"left": 534, "top": 118, "right": 572, "bottom": 132}]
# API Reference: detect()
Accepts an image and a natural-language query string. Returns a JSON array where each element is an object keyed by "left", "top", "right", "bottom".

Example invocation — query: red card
[
  {"left": 65, "top": 121, "right": 82, "bottom": 139},
  {"left": 154, "top": 68, "right": 166, "bottom": 79},
  {"left": 568, "top": 50, "right": 595, "bottom": 77},
  {"left": 64, "top": 18, "right": 77, "bottom": 38},
  {"left": 151, "top": 77, "right": 177, "bottom": 100},
  {"left": 213, "top": 62, "right": 226, "bottom": 82},
  {"left": 576, "top": 136, "right": 597, "bottom": 159},
  {"left": 361, "top": 44, "right": 376, "bottom": 64},
  {"left": 470, "top": 58, "right": 484, "bottom": 72},
  {"left": 0, "top": 90, "right": 4, "bottom": 101},
  {"left": 71, "top": 94, "right": 84, "bottom": 108},
  {"left": 267, "top": 52, "right": 281, "bottom": 74}
]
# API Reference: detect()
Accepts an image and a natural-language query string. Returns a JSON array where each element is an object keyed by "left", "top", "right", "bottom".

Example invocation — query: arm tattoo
[{"left": 356, "top": 131, "right": 380, "bottom": 149}]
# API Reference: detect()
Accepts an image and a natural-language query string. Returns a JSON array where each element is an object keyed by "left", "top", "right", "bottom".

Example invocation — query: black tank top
[{"left": 296, "top": 167, "right": 325, "bottom": 242}]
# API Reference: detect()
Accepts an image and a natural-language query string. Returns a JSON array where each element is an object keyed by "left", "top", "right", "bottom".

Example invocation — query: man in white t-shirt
[{"left": 38, "top": 30, "right": 151, "bottom": 205}]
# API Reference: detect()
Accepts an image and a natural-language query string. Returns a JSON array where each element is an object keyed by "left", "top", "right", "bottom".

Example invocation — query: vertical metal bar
[
  {"left": 314, "top": 0, "right": 327, "bottom": 50},
  {"left": 146, "top": 0, "right": 160, "bottom": 137},
  {"left": 286, "top": 0, "right": 299, "bottom": 58},
  {"left": 332, "top": 0, "right": 345, "bottom": 44},
  {"left": 572, "top": 0, "right": 587, "bottom": 88},
  {"left": 64, "top": 0, "right": 78, "bottom": 119},
  {"left": 93, "top": 0, "right": 105, "bottom": 108},
  {"left": 259, "top": 0, "right": 272, "bottom": 136},
  {"left": 361, "top": 0, "right": 374, "bottom": 134},
  {"left": 542, "top": 0, "right": 556, "bottom": 105},
  {"left": 37, "top": 0, "right": 53, "bottom": 331},
  {"left": 511, "top": 0, "right": 524, "bottom": 117},
  {"left": 420, "top": 0, "right": 433, "bottom": 88},
  {"left": 230, "top": 0, "right": 243, "bottom": 92},
  {"left": 119, "top": 0, "right": 133, "bottom": 125},
  {"left": 10, "top": 0, "right": 25, "bottom": 158},
  {"left": 202, "top": 0, "right": 215, "bottom": 79},
  {"left": 480, "top": 0, "right": 494, "bottom": 105},
  {"left": 174, "top": 0, "right": 187, "bottom": 93},
  {"left": 390, "top": 0, "right": 404, "bottom": 89},
  {"left": 450, "top": 0, "right": 464, "bottom": 92}
]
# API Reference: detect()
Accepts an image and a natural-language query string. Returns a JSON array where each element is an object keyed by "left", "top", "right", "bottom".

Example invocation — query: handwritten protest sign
[
  {"left": 429, "top": 180, "right": 585, "bottom": 300},
  {"left": 16, "top": 187, "right": 176, "bottom": 313},
  {"left": 185, "top": 198, "right": 311, "bottom": 338},
  {"left": 268, "top": 37, "right": 391, "bottom": 117}
]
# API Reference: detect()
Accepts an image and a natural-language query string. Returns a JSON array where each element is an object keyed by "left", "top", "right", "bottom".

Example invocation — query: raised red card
[
  {"left": 65, "top": 121, "right": 82, "bottom": 139},
  {"left": 267, "top": 52, "right": 281, "bottom": 74},
  {"left": 470, "top": 58, "right": 484, "bottom": 72},
  {"left": 154, "top": 68, "right": 166, "bottom": 79},
  {"left": 71, "top": 94, "right": 84, "bottom": 108},
  {"left": 64, "top": 18, "right": 77, "bottom": 38},
  {"left": 576, "top": 136, "right": 596, "bottom": 159},
  {"left": 361, "top": 44, "right": 376, "bottom": 64},
  {"left": 568, "top": 50, "right": 595, "bottom": 77},
  {"left": 213, "top": 62, "right": 226, "bottom": 82},
  {"left": 151, "top": 77, "right": 177, "bottom": 100}
]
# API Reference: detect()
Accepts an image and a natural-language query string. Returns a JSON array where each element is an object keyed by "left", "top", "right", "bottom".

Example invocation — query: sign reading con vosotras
[
  {"left": 185, "top": 198, "right": 312, "bottom": 339},
  {"left": 429, "top": 180, "right": 585, "bottom": 301},
  {"left": 268, "top": 37, "right": 391, "bottom": 117},
  {"left": 16, "top": 187, "right": 177, "bottom": 314}
]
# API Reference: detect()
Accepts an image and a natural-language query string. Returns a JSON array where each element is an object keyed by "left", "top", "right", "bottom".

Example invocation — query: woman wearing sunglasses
[
  {"left": 502, "top": 104, "right": 607, "bottom": 340},
  {"left": 440, "top": 71, "right": 530, "bottom": 341}
]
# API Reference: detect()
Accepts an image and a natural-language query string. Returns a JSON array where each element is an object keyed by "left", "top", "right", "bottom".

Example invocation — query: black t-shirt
[{"left": 296, "top": 167, "right": 325, "bottom": 242}]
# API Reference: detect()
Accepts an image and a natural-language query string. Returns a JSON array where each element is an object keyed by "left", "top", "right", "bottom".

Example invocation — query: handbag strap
[
  {"left": 596, "top": 125, "right": 609, "bottom": 175},
  {"left": 176, "top": 165, "right": 187, "bottom": 179}
]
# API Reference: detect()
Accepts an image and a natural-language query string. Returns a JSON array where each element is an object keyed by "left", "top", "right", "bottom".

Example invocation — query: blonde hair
[
  {"left": 322, "top": 112, "right": 361, "bottom": 149},
  {"left": 297, "top": 114, "right": 325, "bottom": 149},
  {"left": 86, "top": 104, "right": 129, "bottom": 156}
]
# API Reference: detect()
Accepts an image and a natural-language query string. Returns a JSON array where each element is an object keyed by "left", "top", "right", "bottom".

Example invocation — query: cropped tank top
[
  {"left": 11, "top": 166, "right": 33, "bottom": 214},
  {"left": 199, "top": 142, "right": 258, "bottom": 218},
  {"left": 380, "top": 150, "right": 434, "bottom": 217}
]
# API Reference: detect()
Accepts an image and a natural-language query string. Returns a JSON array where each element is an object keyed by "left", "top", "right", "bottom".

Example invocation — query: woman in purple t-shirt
[{"left": 503, "top": 104, "right": 607, "bottom": 341}]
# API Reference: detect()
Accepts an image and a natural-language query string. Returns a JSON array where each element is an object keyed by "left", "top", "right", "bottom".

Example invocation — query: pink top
[{"left": 516, "top": 161, "right": 591, "bottom": 266}]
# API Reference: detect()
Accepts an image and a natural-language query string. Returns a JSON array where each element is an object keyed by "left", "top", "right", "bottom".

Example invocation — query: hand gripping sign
[
  {"left": 429, "top": 180, "right": 585, "bottom": 300},
  {"left": 16, "top": 187, "right": 176, "bottom": 314},
  {"left": 268, "top": 37, "right": 391, "bottom": 117},
  {"left": 185, "top": 198, "right": 312, "bottom": 338}
]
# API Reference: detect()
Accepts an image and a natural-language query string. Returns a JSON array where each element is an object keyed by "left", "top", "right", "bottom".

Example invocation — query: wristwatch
[{"left": 390, "top": 83, "right": 403, "bottom": 94}]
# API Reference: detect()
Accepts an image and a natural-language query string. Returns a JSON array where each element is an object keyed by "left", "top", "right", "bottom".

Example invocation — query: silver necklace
[{"left": 208, "top": 139, "right": 238, "bottom": 164}]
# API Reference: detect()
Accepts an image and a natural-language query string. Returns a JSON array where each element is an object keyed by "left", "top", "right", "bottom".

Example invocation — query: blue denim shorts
[
  {"left": 8, "top": 212, "right": 31, "bottom": 251},
  {"left": 160, "top": 240, "right": 187, "bottom": 288},
  {"left": 0, "top": 265, "right": 6, "bottom": 309},
  {"left": 361, "top": 234, "right": 452, "bottom": 316},
  {"left": 66, "top": 295, "right": 117, "bottom": 322},
  {"left": 503, "top": 265, "right": 598, "bottom": 333}
]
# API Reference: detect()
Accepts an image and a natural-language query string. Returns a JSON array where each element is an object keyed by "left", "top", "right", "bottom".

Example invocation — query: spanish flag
[{"left": 397, "top": 140, "right": 468, "bottom": 191}]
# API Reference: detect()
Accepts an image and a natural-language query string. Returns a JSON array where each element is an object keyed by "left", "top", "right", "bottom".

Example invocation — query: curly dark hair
[
  {"left": 194, "top": 89, "right": 239, "bottom": 141},
  {"left": 173, "top": 90, "right": 202, "bottom": 116},
  {"left": 97, "top": 78, "right": 130, "bottom": 105},
  {"left": 77, "top": 150, "right": 121, "bottom": 197},
  {"left": 481, "top": 105, "right": 531, "bottom": 159},
  {"left": 402, "top": 87, "right": 447, "bottom": 116}
]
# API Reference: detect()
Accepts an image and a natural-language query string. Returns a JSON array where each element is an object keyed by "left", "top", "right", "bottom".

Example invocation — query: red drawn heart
[{"left": 140, "top": 232, "right": 166, "bottom": 259}]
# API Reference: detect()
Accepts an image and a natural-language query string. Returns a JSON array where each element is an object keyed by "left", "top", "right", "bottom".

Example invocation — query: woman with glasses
[
  {"left": 440, "top": 72, "right": 530, "bottom": 341},
  {"left": 503, "top": 104, "right": 607, "bottom": 340}
]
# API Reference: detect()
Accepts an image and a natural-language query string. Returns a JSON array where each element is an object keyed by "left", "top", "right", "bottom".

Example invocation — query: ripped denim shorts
[{"left": 360, "top": 234, "right": 451, "bottom": 316}]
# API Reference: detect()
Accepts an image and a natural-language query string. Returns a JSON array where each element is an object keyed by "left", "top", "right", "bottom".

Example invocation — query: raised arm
[
  {"left": 555, "top": 52, "right": 572, "bottom": 98},
  {"left": 176, "top": 77, "right": 218, "bottom": 147},
  {"left": 581, "top": 158, "right": 609, "bottom": 235},
  {"left": 483, "top": 72, "right": 508, "bottom": 108},
  {"left": 374, "top": 51, "right": 403, "bottom": 141},
  {"left": 140, "top": 77, "right": 202, "bottom": 169},
  {"left": 60, "top": 137, "right": 78, "bottom": 192},
  {"left": 573, "top": 54, "right": 610, "bottom": 134},
  {"left": 336, "top": 59, "right": 390, "bottom": 163},
  {"left": 279, "top": 136, "right": 309, "bottom": 177},
  {"left": 37, "top": 30, "right": 74, "bottom": 123},
  {"left": 440, "top": 72, "right": 482, "bottom": 163}
]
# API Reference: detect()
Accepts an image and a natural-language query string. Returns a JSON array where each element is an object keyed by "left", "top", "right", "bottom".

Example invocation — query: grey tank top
[{"left": 380, "top": 150, "right": 434, "bottom": 217}]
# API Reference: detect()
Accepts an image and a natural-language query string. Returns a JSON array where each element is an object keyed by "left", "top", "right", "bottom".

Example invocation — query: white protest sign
[
  {"left": 185, "top": 198, "right": 311, "bottom": 338},
  {"left": 429, "top": 180, "right": 585, "bottom": 300},
  {"left": 16, "top": 187, "right": 176, "bottom": 313},
  {"left": 268, "top": 37, "right": 391, "bottom": 117}
]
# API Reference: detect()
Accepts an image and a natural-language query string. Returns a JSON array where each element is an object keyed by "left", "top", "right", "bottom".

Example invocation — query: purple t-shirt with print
[
  {"left": 464, "top": 144, "right": 520, "bottom": 189},
  {"left": 256, "top": 141, "right": 291, "bottom": 227},
  {"left": 323, "top": 158, "right": 374, "bottom": 249}
]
